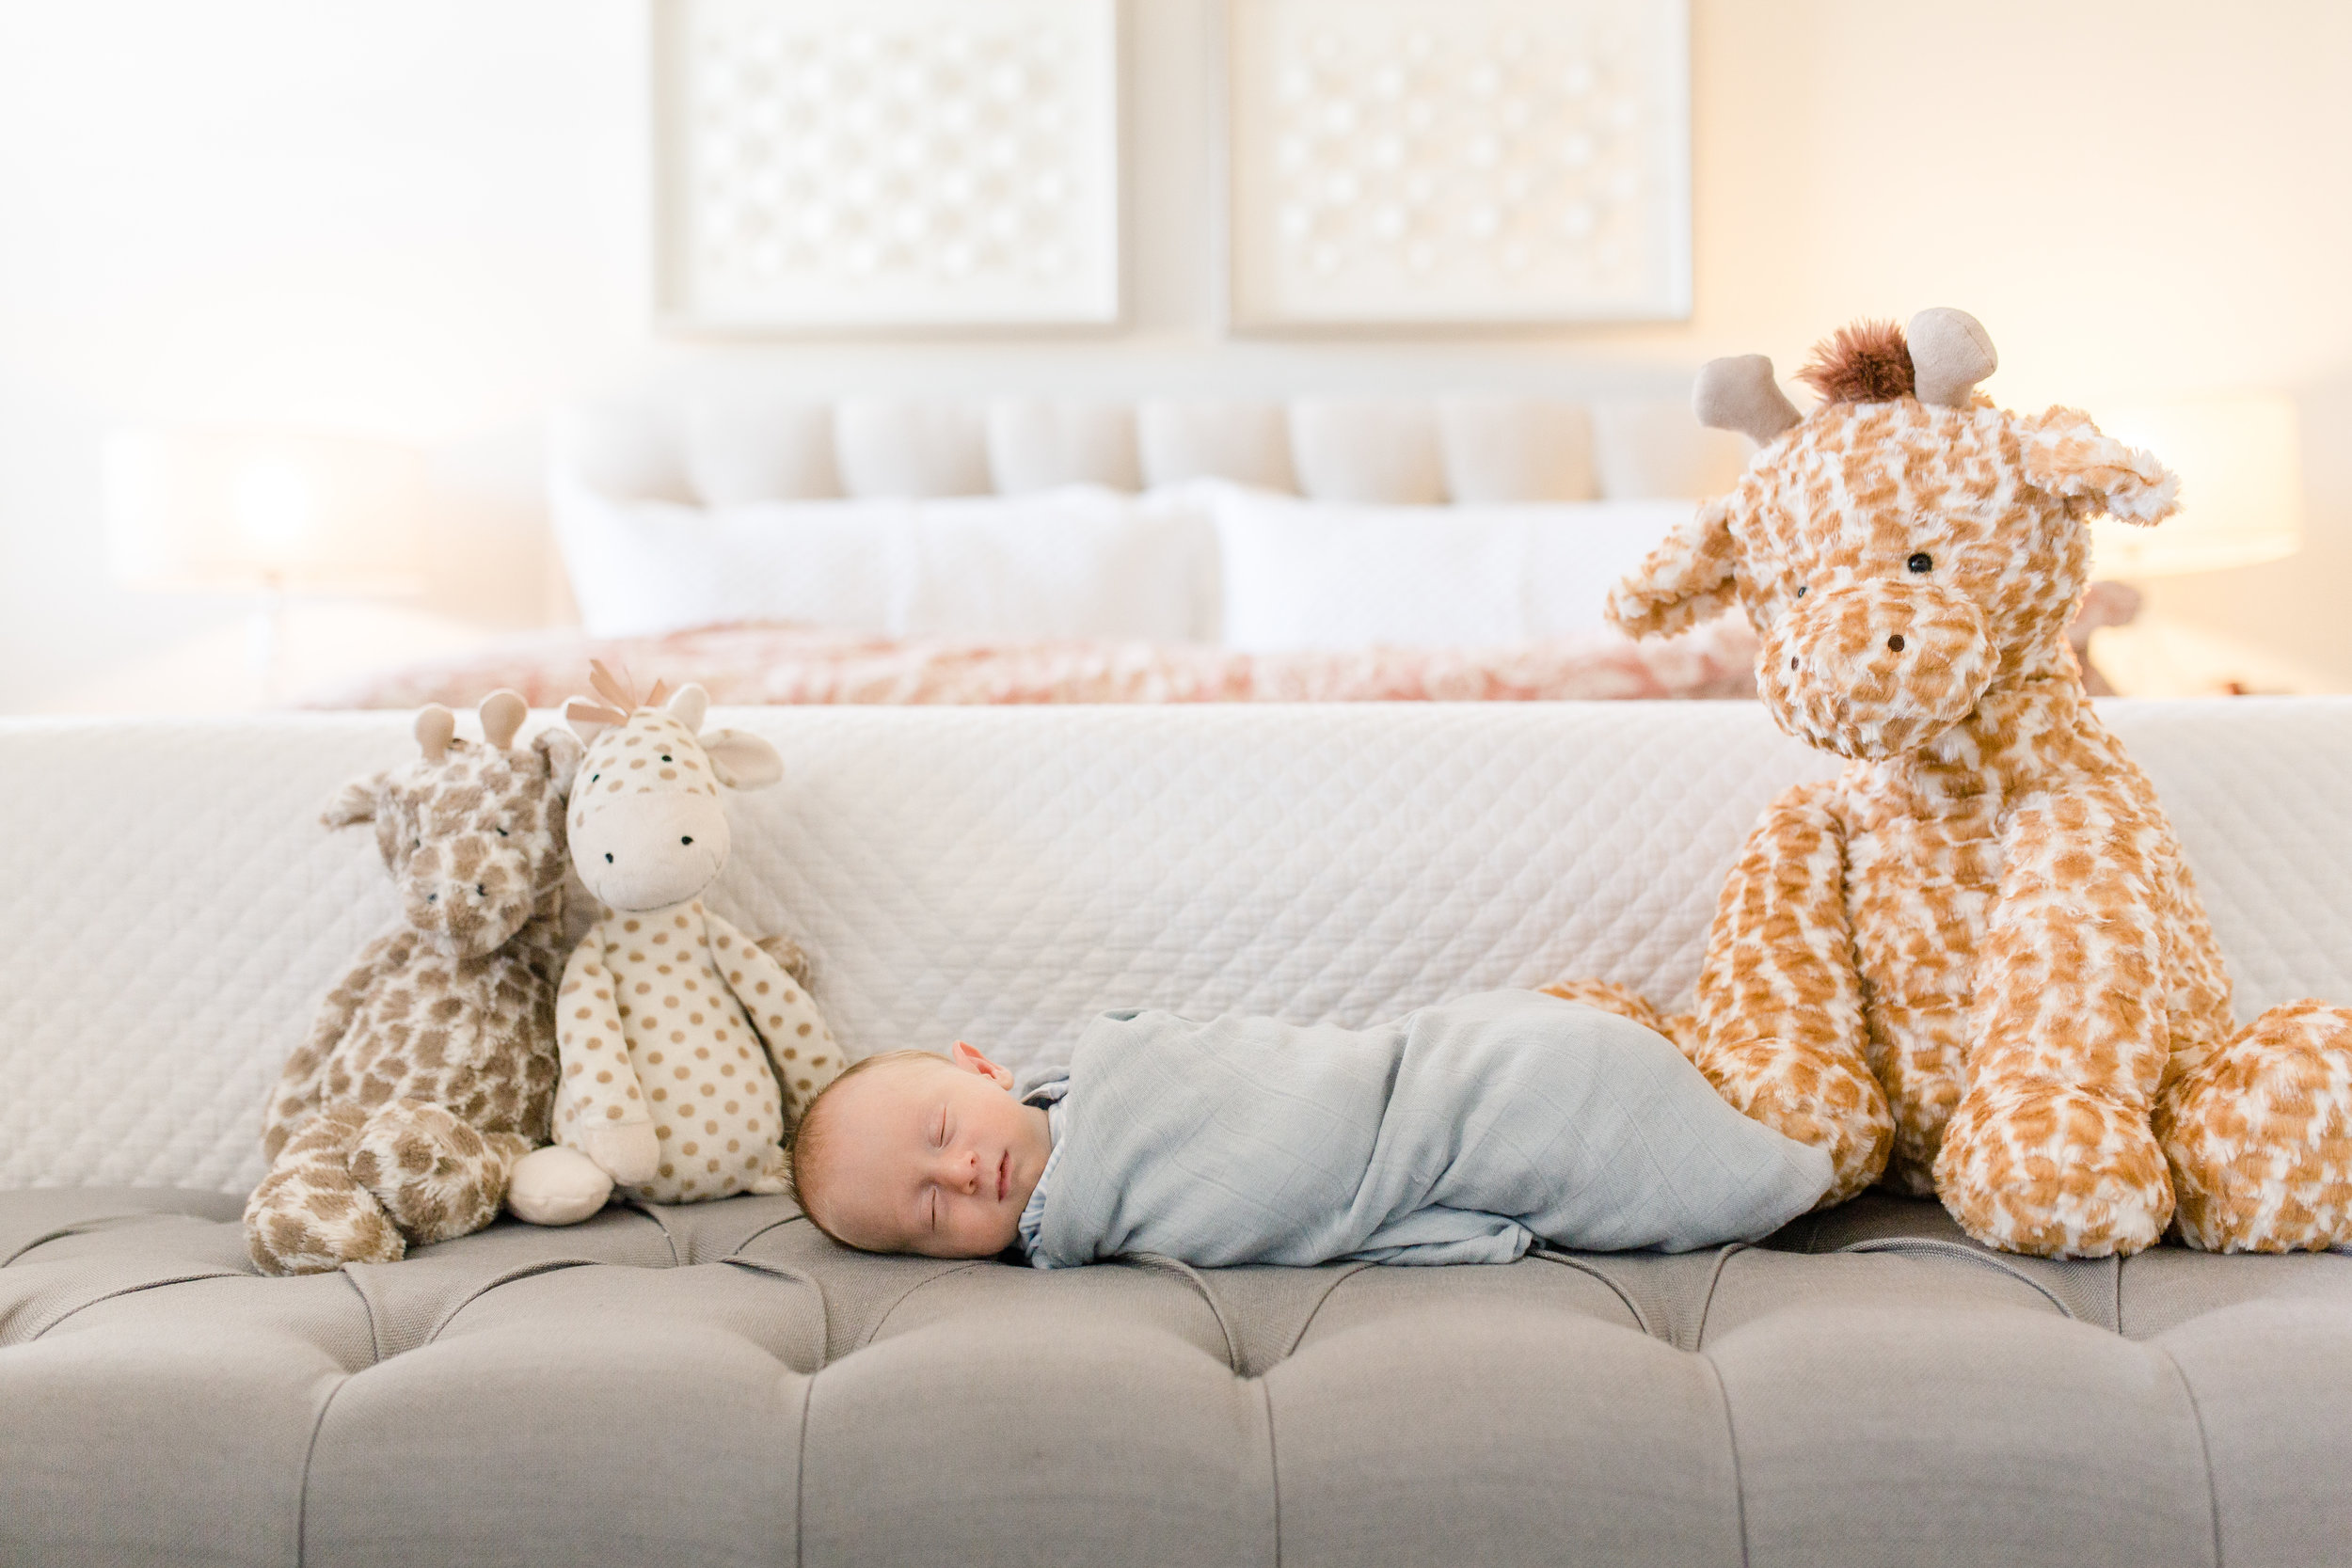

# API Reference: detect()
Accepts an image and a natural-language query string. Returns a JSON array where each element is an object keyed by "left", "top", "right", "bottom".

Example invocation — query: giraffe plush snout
[
  {"left": 1759, "top": 579, "right": 1995, "bottom": 760},
  {"left": 399, "top": 835, "right": 539, "bottom": 956},
  {"left": 570, "top": 790, "right": 732, "bottom": 912}
]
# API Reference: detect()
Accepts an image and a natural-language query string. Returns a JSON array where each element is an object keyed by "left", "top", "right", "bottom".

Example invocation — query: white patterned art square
[
  {"left": 1227, "top": 0, "right": 1690, "bottom": 327},
  {"left": 656, "top": 0, "right": 1120, "bottom": 330}
]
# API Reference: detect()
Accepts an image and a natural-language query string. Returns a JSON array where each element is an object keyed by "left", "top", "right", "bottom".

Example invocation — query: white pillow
[
  {"left": 552, "top": 474, "right": 1216, "bottom": 641},
  {"left": 1206, "top": 483, "right": 1695, "bottom": 653}
]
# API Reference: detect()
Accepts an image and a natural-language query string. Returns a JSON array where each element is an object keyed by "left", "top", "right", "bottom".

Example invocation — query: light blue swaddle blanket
[{"left": 1029, "top": 989, "right": 1835, "bottom": 1269}]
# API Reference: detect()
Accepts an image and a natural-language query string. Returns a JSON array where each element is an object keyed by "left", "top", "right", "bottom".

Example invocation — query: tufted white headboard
[{"left": 551, "top": 393, "right": 1752, "bottom": 508}]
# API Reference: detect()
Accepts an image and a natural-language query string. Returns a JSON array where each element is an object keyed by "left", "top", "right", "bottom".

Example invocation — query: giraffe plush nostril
[{"left": 1887, "top": 634, "right": 1907, "bottom": 653}]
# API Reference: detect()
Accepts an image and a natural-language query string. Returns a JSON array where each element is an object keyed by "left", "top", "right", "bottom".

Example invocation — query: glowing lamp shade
[
  {"left": 103, "top": 429, "right": 427, "bottom": 595},
  {"left": 2090, "top": 396, "right": 2305, "bottom": 578}
]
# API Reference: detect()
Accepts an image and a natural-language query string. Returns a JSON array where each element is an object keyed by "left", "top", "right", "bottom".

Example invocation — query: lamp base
[{"left": 246, "top": 590, "right": 287, "bottom": 705}]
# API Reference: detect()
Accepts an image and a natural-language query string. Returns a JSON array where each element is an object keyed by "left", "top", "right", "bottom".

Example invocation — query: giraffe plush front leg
[
  {"left": 2158, "top": 1001, "right": 2352, "bottom": 1252},
  {"left": 1691, "top": 783, "right": 1893, "bottom": 1205},
  {"left": 1935, "top": 790, "right": 2174, "bottom": 1258},
  {"left": 347, "top": 1099, "right": 524, "bottom": 1247},
  {"left": 242, "top": 1104, "right": 405, "bottom": 1275}
]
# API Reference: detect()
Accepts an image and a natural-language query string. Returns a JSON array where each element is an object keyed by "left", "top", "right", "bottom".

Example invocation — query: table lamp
[
  {"left": 103, "top": 429, "right": 427, "bottom": 699},
  {"left": 2079, "top": 395, "right": 2305, "bottom": 695},
  {"left": 2090, "top": 395, "right": 2304, "bottom": 578}
]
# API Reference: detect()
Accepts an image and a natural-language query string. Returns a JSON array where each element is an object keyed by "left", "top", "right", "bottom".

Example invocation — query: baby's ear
[
  {"left": 950, "top": 1040, "right": 1014, "bottom": 1089},
  {"left": 1607, "top": 493, "right": 1741, "bottom": 639}
]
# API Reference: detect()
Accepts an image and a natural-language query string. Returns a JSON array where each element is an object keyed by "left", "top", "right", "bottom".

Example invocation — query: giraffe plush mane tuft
[
  {"left": 1796, "top": 318, "right": 1915, "bottom": 405},
  {"left": 566, "top": 658, "right": 675, "bottom": 732}
]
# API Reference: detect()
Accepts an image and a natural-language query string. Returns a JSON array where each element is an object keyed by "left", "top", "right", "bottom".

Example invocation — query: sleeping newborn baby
[{"left": 790, "top": 989, "right": 1836, "bottom": 1267}]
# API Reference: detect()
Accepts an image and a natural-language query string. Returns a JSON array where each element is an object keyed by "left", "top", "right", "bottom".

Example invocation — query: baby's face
[{"left": 810, "top": 1044, "right": 1054, "bottom": 1259}]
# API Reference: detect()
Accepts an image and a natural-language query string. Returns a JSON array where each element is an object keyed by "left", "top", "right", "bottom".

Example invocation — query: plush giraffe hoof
[
  {"left": 508, "top": 1146, "right": 615, "bottom": 1227},
  {"left": 242, "top": 1170, "right": 405, "bottom": 1275},
  {"left": 2160, "top": 1001, "right": 2352, "bottom": 1253},
  {"left": 1935, "top": 1083, "right": 2172, "bottom": 1258},
  {"left": 1695, "top": 1037, "right": 1893, "bottom": 1207},
  {"left": 349, "top": 1100, "right": 503, "bottom": 1245}
]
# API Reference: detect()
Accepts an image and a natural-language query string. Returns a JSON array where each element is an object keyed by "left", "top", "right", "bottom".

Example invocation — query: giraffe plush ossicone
[
  {"left": 244, "top": 691, "right": 582, "bottom": 1275},
  {"left": 1553, "top": 308, "right": 2352, "bottom": 1258},
  {"left": 506, "top": 663, "right": 845, "bottom": 1224}
]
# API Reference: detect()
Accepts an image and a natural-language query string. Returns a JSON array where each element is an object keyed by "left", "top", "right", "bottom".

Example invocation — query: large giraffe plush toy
[
  {"left": 1554, "top": 308, "right": 2352, "bottom": 1259},
  {"left": 506, "top": 664, "right": 845, "bottom": 1224},
  {"left": 245, "top": 692, "right": 582, "bottom": 1275}
]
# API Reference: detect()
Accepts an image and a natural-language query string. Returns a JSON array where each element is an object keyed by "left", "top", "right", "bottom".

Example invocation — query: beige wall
[{"left": 0, "top": 0, "right": 2344, "bottom": 707}]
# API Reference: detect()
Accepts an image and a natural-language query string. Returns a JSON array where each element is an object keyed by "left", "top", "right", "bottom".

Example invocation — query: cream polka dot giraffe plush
[
  {"left": 1552, "top": 308, "right": 2352, "bottom": 1258},
  {"left": 506, "top": 662, "right": 844, "bottom": 1224},
  {"left": 244, "top": 691, "right": 582, "bottom": 1275}
]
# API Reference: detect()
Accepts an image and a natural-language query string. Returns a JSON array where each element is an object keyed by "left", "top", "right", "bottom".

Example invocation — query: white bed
[{"left": 312, "top": 391, "right": 1773, "bottom": 708}]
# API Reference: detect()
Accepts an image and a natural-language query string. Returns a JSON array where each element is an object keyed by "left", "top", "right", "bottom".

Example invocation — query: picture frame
[
  {"left": 653, "top": 0, "right": 1122, "bottom": 333},
  {"left": 1222, "top": 0, "right": 1691, "bottom": 331}
]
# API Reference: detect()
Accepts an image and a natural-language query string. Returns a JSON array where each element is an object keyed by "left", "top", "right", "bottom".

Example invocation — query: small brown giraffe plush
[
  {"left": 505, "top": 663, "right": 846, "bottom": 1225},
  {"left": 1553, "top": 308, "right": 2352, "bottom": 1259},
  {"left": 244, "top": 691, "right": 582, "bottom": 1275}
]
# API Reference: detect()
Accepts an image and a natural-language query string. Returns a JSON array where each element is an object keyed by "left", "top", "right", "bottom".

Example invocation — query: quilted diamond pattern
[{"left": 5, "top": 700, "right": 2350, "bottom": 1196}]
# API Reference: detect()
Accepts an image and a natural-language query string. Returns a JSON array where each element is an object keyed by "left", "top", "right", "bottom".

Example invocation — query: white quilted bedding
[{"left": 5, "top": 700, "right": 2349, "bottom": 1195}]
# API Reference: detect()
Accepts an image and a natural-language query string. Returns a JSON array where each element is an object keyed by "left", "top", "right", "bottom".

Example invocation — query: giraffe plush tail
[{"left": 243, "top": 1104, "right": 406, "bottom": 1275}]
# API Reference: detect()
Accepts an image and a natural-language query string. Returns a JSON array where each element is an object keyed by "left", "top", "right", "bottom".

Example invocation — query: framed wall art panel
[
  {"left": 1225, "top": 0, "right": 1691, "bottom": 329},
  {"left": 655, "top": 0, "right": 1121, "bottom": 331}
]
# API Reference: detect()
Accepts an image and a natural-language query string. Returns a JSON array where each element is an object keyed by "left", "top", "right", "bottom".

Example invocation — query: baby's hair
[{"left": 788, "top": 1048, "right": 948, "bottom": 1248}]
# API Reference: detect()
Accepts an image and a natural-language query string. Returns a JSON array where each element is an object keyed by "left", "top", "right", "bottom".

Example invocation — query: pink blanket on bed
[{"left": 296, "top": 618, "right": 1760, "bottom": 709}]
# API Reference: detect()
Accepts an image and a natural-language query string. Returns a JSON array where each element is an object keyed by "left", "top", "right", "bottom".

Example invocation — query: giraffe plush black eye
[
  {"left": 660, "top": 754, "right": 673, "bottom": 763},
  {"left": 1908, "top": 552, "right": 1932, "bottom": 573},
  {"left": 604, "top": 852, "right": 614, "bottom": 863},
  {"left": 1794, "top": 585, "right": 1808, "bottom": 599},
  {"left": 680, "top": 836, "right": 693, "bottom": 846},
  {"left": 590, "top": 773, "right": 599, "bottom": 783}
]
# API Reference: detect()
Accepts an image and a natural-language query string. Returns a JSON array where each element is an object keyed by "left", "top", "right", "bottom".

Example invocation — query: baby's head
[{"left": 790, "top": 1041, "right": 1054, "bottom": 1259}]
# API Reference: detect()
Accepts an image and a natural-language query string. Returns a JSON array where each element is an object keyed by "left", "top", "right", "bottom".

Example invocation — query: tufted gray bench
[{"left": 8, "top": 1185, "right": 2351, "bottom": 1566}]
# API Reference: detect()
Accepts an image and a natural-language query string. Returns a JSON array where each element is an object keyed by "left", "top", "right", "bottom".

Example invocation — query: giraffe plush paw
[
  {"left": 349, "top": 1099, "right": 511, "bottom": 1246},
  {"left": 2159, "top": 1000, "right": 2352, "bottom": 1252},
  {"left": 1936, "top": 1082, "right": 2172, "bottom": 1258},
  {"left": 507, "top": 1145, "right": 615, "bottom": 1226},
  {"left": 1695, "top": 1037, "right": 1893, "bottom": 1207},
  {"left": 577, "top": 1119, "right": 660, "bottom": 1186}
]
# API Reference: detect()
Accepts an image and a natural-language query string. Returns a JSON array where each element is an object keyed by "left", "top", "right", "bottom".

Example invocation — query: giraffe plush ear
[
  {"left": 701, "top": 729, "right": 784, "bottom": 790},
  {"left": 1606, "top": 494, "right": 1741, "bottom": 639},
  {"left": 667, "top": 682, "right": 710, "bottom": 733},
  {"left": 2023, "top": 407, "right": 2183, "bottom": 527},
  {"left": 321, "top": 773, "right": 383, "bottom": 830},
  {"left": 532, "top": 727, "right": 584, "bottom": 797}
]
